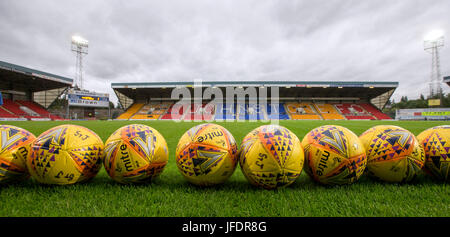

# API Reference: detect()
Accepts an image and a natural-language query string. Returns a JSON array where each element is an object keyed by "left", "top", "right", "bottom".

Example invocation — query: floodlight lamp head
[
  {"left": 424, "top": 30, "right": 444, "bottom": 51},
  {"left": 71, "top": 35, "right": 89, "bottom": 47},
  {"left": 424, "top": 29, "right": 444, "bottom": 42}
]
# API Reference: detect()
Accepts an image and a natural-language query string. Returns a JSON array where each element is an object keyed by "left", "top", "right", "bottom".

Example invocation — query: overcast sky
[{"left": 1, "top": 0, "right": 449, "bottom": 104}]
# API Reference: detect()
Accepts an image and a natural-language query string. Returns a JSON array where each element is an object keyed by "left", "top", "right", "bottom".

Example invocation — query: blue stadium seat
[
  {"left": 266, "top": 103, "right": 289, "bottom": 120},
  {"left": 237, "top": 103, "right": 266, "bottom": 120},
  {"left": 214, "top": 103, "right": 236, "bottom": 120}
]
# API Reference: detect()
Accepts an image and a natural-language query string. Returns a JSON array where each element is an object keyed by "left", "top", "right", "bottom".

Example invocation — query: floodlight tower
[
  {"left": 424, "top": 30, "right": 444, "bottom": 98},
  {"left": 71, "top": 35, "right": 89, "bottom": 90}
]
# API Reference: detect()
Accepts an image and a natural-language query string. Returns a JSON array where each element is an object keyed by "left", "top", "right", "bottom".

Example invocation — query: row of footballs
[{"left": 0, "top": 123, "right": 448, "bottom": 189}]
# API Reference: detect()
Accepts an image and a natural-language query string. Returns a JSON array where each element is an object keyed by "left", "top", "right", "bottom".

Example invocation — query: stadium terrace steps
[
  {"left": 2, "top": 99, "right": 28, "bottom": 116},
  {"left": 285, "top": 102, "right": 322, "bottom": 120},
  {"left": 291, "top": 114, "right": 322, "bottom": 120},
  {"left": 16, "top": 101, "right": 48, "bottom": 114},
  {"left": 344, "top": 115, "right": 375, "bottom": 120},
  {"left": 16, "top": 100, "right": 55, "bottom": 119},
  {"left": 334, "top": 103, "right": 376, "bottom": 120},
  {"left": 214, "top": 103, "right": 236, "bottom": 120},
  {"left": 160, "top": 103, "right": 188, "bottom": 120},
  {"left": 360, "top": 103, "right": 392, "bottom": 120},
  {"left": 117, "top": 103, "right": 144, "bottom": 120},
  {"left": 237, "top": 103, "right": 266, "bottom": 120},
  {"left": 0, "top": 100, "right": 63, "bottom": 120},
  {"left": 0, "top": 106, "right": 19, "bottom": 118},
  {"left": 320, "top": 113, "right": 346, "bottom": 120},
  {"left": 130, "top": 102, "right": 172, "bottom": 120},
  {"left": 129, "top": 114, "right": 160, "bottom": 120},
  {"left": 266, "top": 103, "right": 289, "bottom": 120},
  {"left": 313, "top": 103, "right": 346, "bottom": 120},
  {"left": 20, "top": 106, "right": 40, "bottom": 117},
  {"left": 183, "top": 103, "right": 215, "bottom": 121}
]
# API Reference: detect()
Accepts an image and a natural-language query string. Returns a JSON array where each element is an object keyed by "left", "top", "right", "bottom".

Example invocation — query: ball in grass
[
  {"left": 104, "top": 124, "right": 169, "bottom": 184},
  {"left": 359, "top": 125, "right": 425, "bottom": 183},
  {"left": 175, "top": 123, "right": 238, "bottom": 186},
  {"left": 302, "top": 125, "right": 366, "bottom": 185},
  {"left": 0, "top": 125, "right": 36, "bottom": 184},
  {"left": 239, "top": 125, "right": 304, "bottom": 189},
  {"left": 417, "top": 125, "right": 450, "bottom": 181},
  {"left": 27, "top": 125, "right": 104, "bottom": 185}
]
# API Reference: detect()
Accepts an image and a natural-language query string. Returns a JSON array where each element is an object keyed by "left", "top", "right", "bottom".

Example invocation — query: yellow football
[
  {"left": 239, "top": 125, "right": 304, "bottom": 189},
  {"left": 302, "top": 125, "right": 367, "bottom": 185},
  {"left": 103, "top": 124, "right": 168, "bottom": 184},
  {"left": 417, "top": 125, "right": 450, "bottom": 181},
  {"left": 359, "top": 125, "right": 425, "bottom": 183},
  {"left": 27, "top": 125, "right": 104, "bottom": 185},
  {"left": 176, "top": 123, "right": 238, "bottom": 186},
  {"left": 0, "top": 125, "right": 36, "bottom": 184}
]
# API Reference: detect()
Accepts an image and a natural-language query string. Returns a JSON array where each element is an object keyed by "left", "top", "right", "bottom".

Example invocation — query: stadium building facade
[
  {"left": 65, "top": 88, "right": 110, "bottom": 120},
  {"left": 0, "top": 61, "right": 71, "bottom": 121},
  {"left": 0, "top": 61, "right": 109, "bottom": 120},
  {"left": 112, "top": 81, "right": 397, "bottom": 121}
]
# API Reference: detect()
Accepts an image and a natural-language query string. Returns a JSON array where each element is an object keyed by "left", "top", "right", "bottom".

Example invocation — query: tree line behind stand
[{"left": 382, "top": 93, "right": 450, "bottom": 118}]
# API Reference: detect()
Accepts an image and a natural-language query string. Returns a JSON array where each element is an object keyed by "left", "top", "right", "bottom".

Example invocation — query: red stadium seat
[
  {"left": 0, "top": 100, "right": 63, "bottom": 120},
  {"left": 334, "top": 103, "right": 376, "bottom": 120},
  {"left": 345, "top": 115, "right": 375, "bottom": 120},
  {"left": 160, "top": 103, "right": 188, "bottom": 120},
  {"left": 16, "top": 100, "right": 63, "bottom": 119},
  {"left": 0, "top": 106, "right": 19, "bottom": 118},
  {"left": 183, "top": 103, "right": 215, "bottom": 121},
  {"left": 360, "top": 103, "right": 391, "bottom": 120},
  {"left": 2, "top": 99, "right": 27, "bottom": 116}
]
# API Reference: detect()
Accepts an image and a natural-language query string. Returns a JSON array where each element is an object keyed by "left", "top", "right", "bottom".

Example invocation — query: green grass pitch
[{"left": 0, "top": 120, "right": 449, "bottom": 217}]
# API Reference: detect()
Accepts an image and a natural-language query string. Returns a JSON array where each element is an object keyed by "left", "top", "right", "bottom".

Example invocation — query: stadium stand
[
  {"left": 0, "top": 61, "right": 72, "bottom": 120},
  {"left": 266, "top": 103, "right": 289, "bottom": 120},
  {"left": 360, "top": 103, "right": 392, "bottom": 120},
  {"left": 160, "top": 103, "right": 189, "bottom": 120},
  {"left": 334, "top": 103, "right": 376, "bottom": 120},
  {"left": 286, "top": 102, "right": 322, "bottom": 120},
  {"left": 214, "top": 103, "right": 236, "bottom": 120},
  {"left": 130, "top": 102, "right": 171, "bottom": 120},
  {"left": 237, "top": 103, "right": 266, "bottom": 120},
  {"left": 0, "top": 99, "right": 64, "bottom": 120},
  {"left": 0, "top": 106, "right": 19, "bottom": 118},
  {"left": 16, "top": 100, "right": 63, "bottom": 120},
  {"left": 112, "top": 81, "right": 397, "bottom": 121},
  {"left": 117, "top": 103, "right": 144, "bottom": 120},
  {"left": 314, "top": 103, "right": 345, "bottom": 120},
  {"left": 1, "top": 99, "right": 28, "bottom": 117},
  {"left": 182, "top": 103, "right": 215, "bottom": 121},
  {"left": 118, "top": 100, "right": 394, "bottom": 121}
]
